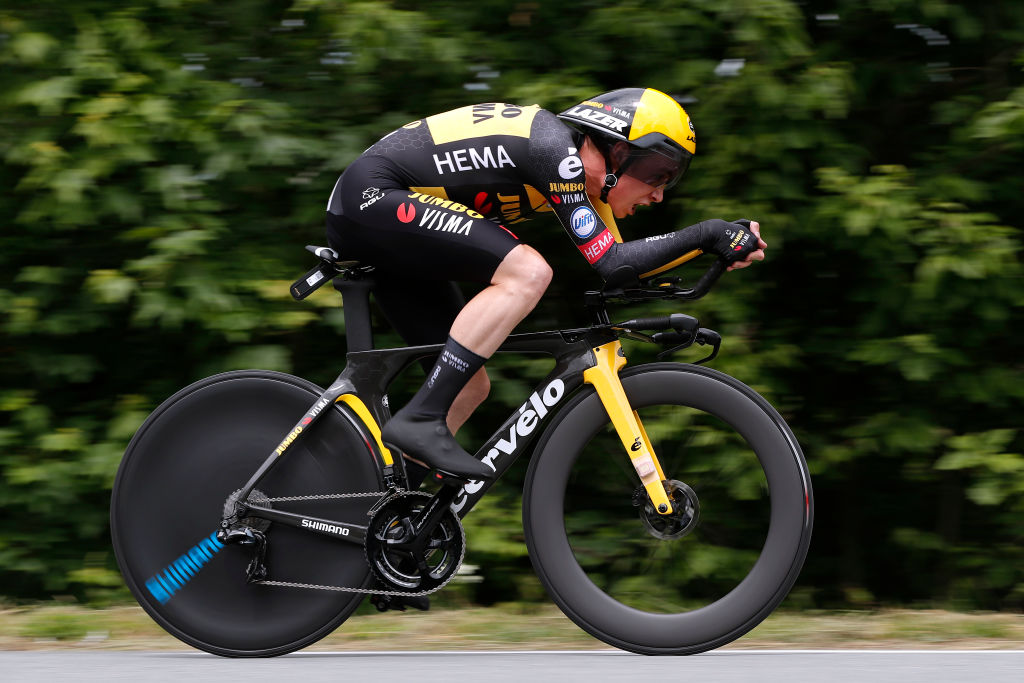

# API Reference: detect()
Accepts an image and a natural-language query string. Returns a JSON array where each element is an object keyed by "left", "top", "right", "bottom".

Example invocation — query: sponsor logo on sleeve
[
  {"left": 549, "top": 182, "right": 584, "bottom": 193},
  {"left": 570, "top": 206, "right": 597, "bottom": 239},
  {"left": 558, "top": 147, "right": 583, "bottom": 179},
  {"left": 579, "top": 229, "right": 615, "bottom": 264}
]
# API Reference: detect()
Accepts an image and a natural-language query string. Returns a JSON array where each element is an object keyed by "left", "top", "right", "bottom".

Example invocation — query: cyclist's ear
[{"left": 610, "top": 141, "right": 631, "bottom": 167}]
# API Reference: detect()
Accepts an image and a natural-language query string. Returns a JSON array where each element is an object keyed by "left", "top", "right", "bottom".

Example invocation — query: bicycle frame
[
  {"left": 224, "top": 264, "right": 688, "bottom": 548},
  {"left": 230, "top": 331, "right": 684, "bottom": 548}
]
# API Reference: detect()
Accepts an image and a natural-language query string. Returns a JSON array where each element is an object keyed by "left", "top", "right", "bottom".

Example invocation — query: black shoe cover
[{"left": 382, "top": 411, "right": 494, "bottom": 481}]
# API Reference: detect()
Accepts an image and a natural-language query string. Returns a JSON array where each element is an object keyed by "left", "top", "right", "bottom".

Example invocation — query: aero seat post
[{"left": 333, "top": 276, "right": 375, "bottom": 353}]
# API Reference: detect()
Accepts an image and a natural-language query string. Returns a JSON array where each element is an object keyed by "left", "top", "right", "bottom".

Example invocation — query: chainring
[
  {"left": 638, "top": 479, "right": 700, "bottom": 540},
  {"left": 365, "top": 491, "right": 465, "bottom": 593}
]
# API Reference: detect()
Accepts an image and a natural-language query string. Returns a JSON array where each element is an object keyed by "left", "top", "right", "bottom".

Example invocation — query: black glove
[{"left": 698, "top": 219, "right": 759, "bottom": 264}]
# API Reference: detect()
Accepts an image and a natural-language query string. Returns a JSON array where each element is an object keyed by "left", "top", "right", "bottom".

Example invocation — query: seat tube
[
  {"left": 582, "top": 341, "right": 674, "bottom": 515},
  {"left": 333, "top": 277, "right": 375, "bottom": 352}
]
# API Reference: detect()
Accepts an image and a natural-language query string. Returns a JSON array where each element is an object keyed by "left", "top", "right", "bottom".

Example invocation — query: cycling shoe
[{"left": 381, "top": 412, "right": 494, "bottom": 481}]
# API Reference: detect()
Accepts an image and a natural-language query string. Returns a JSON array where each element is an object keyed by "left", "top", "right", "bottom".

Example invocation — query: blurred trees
[{"left": 0, "top": 0, "right": 1021, "bottom": 608}]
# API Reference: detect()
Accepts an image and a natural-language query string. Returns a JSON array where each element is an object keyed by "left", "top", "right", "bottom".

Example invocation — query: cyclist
[{"left": 325, "top": 87, "right": 766, "bottom": 486}]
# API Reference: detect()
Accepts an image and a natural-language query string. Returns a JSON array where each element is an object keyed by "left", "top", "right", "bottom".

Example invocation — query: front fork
[{"left": 583, "top": 341, "right": 674, "bottom": 515}]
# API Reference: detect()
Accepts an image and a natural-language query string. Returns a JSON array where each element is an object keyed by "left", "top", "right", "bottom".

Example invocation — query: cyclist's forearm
[{"left": 593, "top": 222, "right": 707, "bottom": 280}]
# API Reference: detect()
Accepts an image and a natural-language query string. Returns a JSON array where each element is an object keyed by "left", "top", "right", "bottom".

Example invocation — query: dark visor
[{"left": 622, "top": 145, "right": 692, "bottom": 190}]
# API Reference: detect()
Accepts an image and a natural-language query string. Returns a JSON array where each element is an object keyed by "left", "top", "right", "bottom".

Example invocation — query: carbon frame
[{"left": 232, "top": 324, "right": 619, "bottom": 545}]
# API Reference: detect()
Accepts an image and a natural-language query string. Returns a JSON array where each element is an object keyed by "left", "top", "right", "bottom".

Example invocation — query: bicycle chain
[{"left": 254, "top": 490, "right": 459, "bottom": 597}]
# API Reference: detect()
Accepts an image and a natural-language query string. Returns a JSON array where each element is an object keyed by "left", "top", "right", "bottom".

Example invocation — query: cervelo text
[{"left": 451, "top": 379, "right": 565, "bottom": 512}]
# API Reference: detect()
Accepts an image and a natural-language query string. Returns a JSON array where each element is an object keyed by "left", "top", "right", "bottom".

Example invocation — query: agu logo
[{"left": 570, "top": 207, "right": 596, "bottom": 238}]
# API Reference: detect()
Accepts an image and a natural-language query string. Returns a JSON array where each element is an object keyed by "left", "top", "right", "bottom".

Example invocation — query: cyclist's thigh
[{"left": 372, "top": 278, "right": 465, "bottom": 348}]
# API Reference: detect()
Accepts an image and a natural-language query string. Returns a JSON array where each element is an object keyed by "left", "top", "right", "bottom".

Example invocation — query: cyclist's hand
[
  {"left": 726, "top": 220, "right": 766, "bottom": 272},
  {"left": 699, "top": 219, "right": 767, "bottom": 271}
]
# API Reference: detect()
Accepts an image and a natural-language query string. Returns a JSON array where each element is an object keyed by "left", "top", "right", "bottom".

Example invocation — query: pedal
[{"left": 370, "top": 593, "right": 431, "bottom": 612}]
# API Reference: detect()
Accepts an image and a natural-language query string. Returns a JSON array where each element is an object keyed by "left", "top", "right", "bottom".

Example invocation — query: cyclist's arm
[
  {"left": 592, "top": 219, "right": 759, "bottom": 284},
  {"left": 525, "top": 111, "right": 759, "bottom": 283}
]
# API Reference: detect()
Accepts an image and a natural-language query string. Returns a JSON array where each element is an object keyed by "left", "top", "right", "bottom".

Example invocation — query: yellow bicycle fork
[
  {"left": 583, "top": 341, "right": 674, "bottom": 515},
  {"left": 335, "top": 342, "right": 672, "bottom": 514}
]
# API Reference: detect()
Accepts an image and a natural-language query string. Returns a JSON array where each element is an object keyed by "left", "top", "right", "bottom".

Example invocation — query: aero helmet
[{"left": 558, "top": 87, "right": 695, "bottom": 201}]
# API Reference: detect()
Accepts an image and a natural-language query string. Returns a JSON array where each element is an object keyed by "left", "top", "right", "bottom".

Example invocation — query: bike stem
[{"left": 583, "top": 341, "right": 674, "bottom": 515}]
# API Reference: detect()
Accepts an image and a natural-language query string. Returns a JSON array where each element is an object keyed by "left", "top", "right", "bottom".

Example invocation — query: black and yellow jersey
[
  {"left": 326, "top": 101, "right": 746, "bottom": 286},
  {"left": 327, "top": 102, "right": 623, "bottom": 267}
]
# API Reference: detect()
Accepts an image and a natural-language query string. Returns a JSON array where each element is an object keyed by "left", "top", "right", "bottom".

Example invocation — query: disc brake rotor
[
  {"left": 636, "top": 479, "right": 700, "bottom": 540},
  {"left": 365, "top": 491, "right": 465, "bottom": 592}
]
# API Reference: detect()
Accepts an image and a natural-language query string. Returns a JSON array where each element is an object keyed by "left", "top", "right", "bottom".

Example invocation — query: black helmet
[{"left": 558, "top": 87, "right": 695, "bottom": 201}]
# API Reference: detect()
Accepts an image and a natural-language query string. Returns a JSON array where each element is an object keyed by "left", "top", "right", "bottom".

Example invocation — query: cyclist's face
[
  {"left": 608, "top": 174, "right": 664, "bottom": 219},
  {"left": 581, "top": 139, "right": 667, "bottom": 218}
]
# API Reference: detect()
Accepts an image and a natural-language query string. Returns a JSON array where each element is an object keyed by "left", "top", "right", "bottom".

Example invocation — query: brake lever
[{"left": 691, "top": 328, "right": 722, "bottom": 364}]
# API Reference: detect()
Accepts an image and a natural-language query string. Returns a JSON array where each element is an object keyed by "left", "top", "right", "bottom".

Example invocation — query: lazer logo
[
  {"left": 145, "top": 532, "right": 224, "bottom": 604},
  {"left": 301, "top": 519, "right": 350, "bottom": 536},
  {"left": 565, "top": 106, "right": 627, "bottom": 133},
  {"left": 433, "top": 145, "right": 515, "bottom": 175},
  {"left": 451, "top": 379, "right": 566, "bottom": 513}
]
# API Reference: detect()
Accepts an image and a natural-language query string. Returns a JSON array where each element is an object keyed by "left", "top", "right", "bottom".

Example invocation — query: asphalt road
[{"left": 3, "top": 650, "right": 1023, "bottom": 683}]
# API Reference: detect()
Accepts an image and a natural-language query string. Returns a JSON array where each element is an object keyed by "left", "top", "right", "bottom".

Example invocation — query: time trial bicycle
[{"left": 110, "top": 245, "right": 813, "bottom": 657}]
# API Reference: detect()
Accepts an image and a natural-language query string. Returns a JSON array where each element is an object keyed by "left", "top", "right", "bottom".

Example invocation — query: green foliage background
[{"left": 1, "top": 0, "right": 1021, "bottom": 609}]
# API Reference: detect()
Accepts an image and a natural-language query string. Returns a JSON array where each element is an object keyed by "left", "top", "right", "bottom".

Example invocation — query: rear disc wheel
[{"left": 110, "top": 370, "right": 382, "bottom": 657}]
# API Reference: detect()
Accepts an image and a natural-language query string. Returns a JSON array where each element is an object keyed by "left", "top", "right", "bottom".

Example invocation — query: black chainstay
[{"left": 251, "top": 489, "right": 463, "bottom": 597}]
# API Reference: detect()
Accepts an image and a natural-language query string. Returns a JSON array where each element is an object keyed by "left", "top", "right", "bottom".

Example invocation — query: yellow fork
[{"left": 583, "top": 341, "right": 673, "bottom": 515}]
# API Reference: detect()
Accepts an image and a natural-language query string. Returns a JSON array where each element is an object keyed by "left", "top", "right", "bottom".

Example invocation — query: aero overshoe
[{"left": 381, "top": 411, "right": 494, "bottom": 482}]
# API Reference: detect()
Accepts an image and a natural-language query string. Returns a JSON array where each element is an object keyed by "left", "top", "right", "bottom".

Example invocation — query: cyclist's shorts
[{"left": 325, "top": 155, "right": 520, "bottom": 284}]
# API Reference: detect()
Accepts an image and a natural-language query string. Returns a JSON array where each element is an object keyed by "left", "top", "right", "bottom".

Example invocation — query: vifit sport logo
[
  {"left": 570, "top": 206, "right": 596, "bottom": 238},
  {"left": 450, "top": 379, "right": 565, "bottom": 513}
]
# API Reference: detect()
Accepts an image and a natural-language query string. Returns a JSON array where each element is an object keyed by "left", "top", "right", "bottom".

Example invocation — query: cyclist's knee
[{"left": 495, "top": 245, "right": 552, "bottom": 302}]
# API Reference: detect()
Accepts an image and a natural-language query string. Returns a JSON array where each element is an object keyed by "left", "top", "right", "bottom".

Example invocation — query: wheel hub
[
  {"left": 635, "top": 479, "right": 700, "bottom": 540},
  {"left": 223, "top": 488, "right": 272, "bottom": 532}
]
